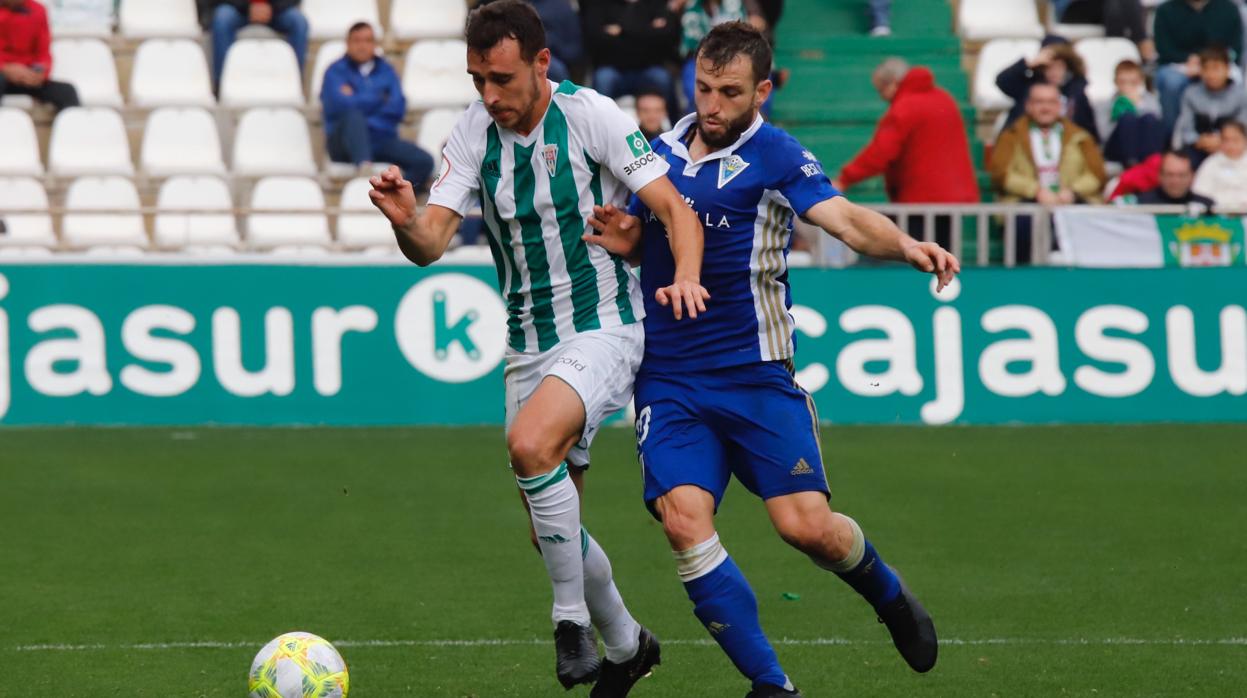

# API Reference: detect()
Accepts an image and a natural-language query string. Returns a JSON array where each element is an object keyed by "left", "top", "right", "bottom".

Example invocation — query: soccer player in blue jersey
[{"left": 586, "top": 22, "right": 960, "bottom": 697}]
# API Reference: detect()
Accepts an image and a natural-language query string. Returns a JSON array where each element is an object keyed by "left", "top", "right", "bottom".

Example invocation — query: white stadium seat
[
  {"left": 62, "top": 176, "right": 148, "bottom": 249},
  {"left": 0, "top": 95, "right": 34, "bottom": 110},
  {"left": 220, "top": 39, "right": 304, "bottom": 108},
  {"left": 154, "top": 176, "right": 240, "bottom": 251},
  {"left": 247, "top": 177, "right": 331, "bottom": 249},
  {"left": 337, "top": 177, "right": 394, "bottom": 249},
  {"left": 1077, "top": 38, "right": 1143, "bottom": 105},
  {"left": 48, "top": 0, "right": 115, "bottom": 38},
  {"left": 958, "top": 0, "right": 1043, "bottom": 41},
  {"left": 0, "top": 108, "right": 44, "bottom": 176},
  {"left": 130, "top": 39, "right": 215, "bottom": 108},
  {"left": 119, "top": 0, "right": 200, "bottom": 39},
  {"left": 48, "top": 107, "right": 134, "bottom": 177},
  {"left": 1052, "top": 23, "right": 1106, "bottom": 41},
  {"left": 233, "top": 108, "right": 318, "bottom": 177},
  {"left": 303, "top": 0, "right": 382, "bottom": 41},
  {"left": 403, "top": 40, "right": 478, "bottom": 110},
  {"left": 417, "top": 107, "right": 463, "bottom": 171},
  {"left": 973, "top": 39, "right": 1041, "bottom": 111},
  {"left": 142, "top": 108, "right": 227, "bottom": 177},
  {"left": 50, "top": 39, "right": 123, "bottom": 108},
  {"left": 310, "top": 40, "right": 346, "bottom": 104},
  {"left": 0, "top": 177, "right": 56, "bottom": 248},
  {"left": 391, "top": 0, "right": 467, "bottom": 40}
]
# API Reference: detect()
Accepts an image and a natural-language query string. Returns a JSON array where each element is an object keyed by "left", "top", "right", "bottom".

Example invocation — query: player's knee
[
  {"left": 776, "top": 508, "right": 847, "bottom": 558},
  {"left": 661, "top": 511, "right": 706, "bottom": 550},
  {"left": 506, "top": 430, "right": 559, "bottom": 477}
]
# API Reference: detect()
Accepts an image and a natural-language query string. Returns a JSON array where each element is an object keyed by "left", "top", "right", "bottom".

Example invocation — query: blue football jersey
[{"left": 630, "top": 113, "right": 840, "bottom": 372}]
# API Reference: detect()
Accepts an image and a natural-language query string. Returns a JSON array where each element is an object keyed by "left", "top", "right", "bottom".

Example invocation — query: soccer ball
[{"left": 248, "top": 631, "right": 350, "bottom": 698}]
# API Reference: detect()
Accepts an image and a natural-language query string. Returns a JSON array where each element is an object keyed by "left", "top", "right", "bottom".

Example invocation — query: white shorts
[{"left": 504, "top": 323, "right": 645, "bottom": 467}]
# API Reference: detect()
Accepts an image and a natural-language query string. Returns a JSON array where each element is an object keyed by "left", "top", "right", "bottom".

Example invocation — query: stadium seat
[
  {"left": 247, "top": 177, "right": 332, "bottom": 249},
  {"left": 154, "top": 176, "right": 240, "bottom": 251},
  {"left": 0, "top": 108, "right": 44, "bottom": 176},
  {"left": 220, "top": 39, "right": 304, "bottom": 108},
  {"left": 390, "top": 0, "right": 467, "bottom": 40},
  {"left": 958, "top": 0, "right": 1043, "bottom": 41},
  {"left": 1076, "top": 38, "right": 1143, "bottom": 105},
  {"left": 1052, "top": 23, "right": 1106, "bottom": 41},
  {"left": 130, "top": 39, "right": 216, "bottom": 108},
  {"left": 310, "top": 40, "right": 346, "bottom": 104},
  {"left": 0, "top": 95, "right": 34, "bottom": 110},
  {"left": 118, "top": 0, "right": 200, "bottom": 39},
  {"left": 232, "top": 108, "right": 318, "bottom": 177},
  {"left": 48, "top": 1, "right": 114, "bottom": 38},
  {"left": 337, "top": 177, "right": 394, "bottom": 249},
  {"left": 50, "top": 39, "right": 123, "bottom": 108},
  {"left": 141, "top": 108, "right": 227, "bottom": 177},
  {"left": 403, "top": 40, "right": 478, "bottom": 110},
  {"left": 416, "top": 108, "right": 462, "bottom": 170},
  {"left": 62, "top": 176, "right": 148, "bottom": 249},
  {"left": 303, "top": 0, "right": 382, "bottom": 41},
  {"left": 0, "top": 177, "right": 56, "bottom": 248},
  {"left": 48, "top": 107, "right": 134, "bottom": 177},
  {"left": 973, "top": 39, "right": 1041, "bottom": 111}
]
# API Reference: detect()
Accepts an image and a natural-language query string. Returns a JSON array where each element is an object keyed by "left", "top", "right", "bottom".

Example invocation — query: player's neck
[
  {"left": 513, "top": 80, "right": 553, "bottom": 138},
  {"left": 688, "top": 131, "right": 720, "bottom": 162}
]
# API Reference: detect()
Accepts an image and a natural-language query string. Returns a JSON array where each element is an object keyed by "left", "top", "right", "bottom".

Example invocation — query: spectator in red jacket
[
  {"left": 835, "top": 59, "right": 979, "bottom": 246},
  {"left": 0, "top": 0, "right": 79, "bottom": 112}
]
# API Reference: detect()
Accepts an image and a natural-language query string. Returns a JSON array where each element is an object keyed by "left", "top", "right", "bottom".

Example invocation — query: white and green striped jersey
[{"left": 428, "top": 80, "right": 668, "bottom": 353}]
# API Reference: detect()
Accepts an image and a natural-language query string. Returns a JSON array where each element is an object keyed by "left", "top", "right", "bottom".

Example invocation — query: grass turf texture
[{"left": 3, "top": 425, "right": 1245, "bottom": 697}]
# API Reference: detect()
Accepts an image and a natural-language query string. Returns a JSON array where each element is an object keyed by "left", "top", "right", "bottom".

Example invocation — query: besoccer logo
[
  {"left": 626, "top": 130, "right": 652, "bottom": 158},
  {"left": 394, "top": 273, "right": 507, "bottom": 383}
]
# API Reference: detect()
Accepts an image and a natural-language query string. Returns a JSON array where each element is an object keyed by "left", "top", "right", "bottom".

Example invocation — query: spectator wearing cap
[
  {"left": 835, "top": 58, "right": 980, "bottom": 246},
  {"left": 996, "top": 37, "right": 1100, "bottom": 142},
  {"left": 0, "top": 0, "right": 80, "bottom": 112},
  {"left": 1172, "top": 45, "right": 1247, "bottom": 170},
  {"left": 321, "top": 22, "right": 433, "bottom": 190},
  {"left": 1153, "top": 0, "right": 1243, "bottom": 135},
  {"left": 582, "top": 0, "right": 679, "bottom": 119},
  {"left": 204, "top": 0, "right": 308, "bottom": 90},
  {"left": 1192, "top": 120, "right": 1247, "bottom": 209}
]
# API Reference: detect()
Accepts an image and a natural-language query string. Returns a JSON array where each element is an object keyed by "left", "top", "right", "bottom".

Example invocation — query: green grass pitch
[{"left": 3, "top": 424, "right": 1246, "bottom": 696}]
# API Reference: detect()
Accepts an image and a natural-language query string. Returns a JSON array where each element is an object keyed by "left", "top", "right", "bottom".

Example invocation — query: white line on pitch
[{"left": 12, "top": 637, "right": 1247, "bottom": 653}]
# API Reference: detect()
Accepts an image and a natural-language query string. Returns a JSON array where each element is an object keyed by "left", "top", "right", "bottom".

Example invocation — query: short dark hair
[
  {"left": 1114, "top": 59, "right": 1142, "bottom": 77},
  {"left": 696, "top": 21, "right": 773, "bottom": 84},
  {"left": 347, "top": 21, "right": 372, "bottom": 37},
  {"left": 465, "top": 0, "right": 546, "bottom": 63},
  {"left": 634, "top": 89, "right": 667, "bottom": 104},
  {"left": 1200, "top": 45, "right": 1231, "bottom": 66},
  {"left": 1221, "top": 120, "right": 1247, "bottom": 137},
  {"left": 1161, "top": 149, "right": 1193, "bottom": 168}
]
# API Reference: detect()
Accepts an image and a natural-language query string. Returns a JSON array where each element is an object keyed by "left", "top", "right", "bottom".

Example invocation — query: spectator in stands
[
  {"left": 835, "top": 58, "right": 980, "bottom": 246},
  {"left": 996, "top": 37, "right": 1099, "bottom": 142},
  {"left": 581, "top": 0, "right": 679, "bottom": 117},
  {"left": 1153, "top": 0, "right": 1243, "bottom": 135},
  {"left": 522, "top": 0, "right": 582, "bottom": 83},
  {"left": 1102, "top": 60, "right": 1165, "bottom": 166},
  {"left": 635, "top": 89, "right": 670, "bottom": 143},
  {"left": 0, "top": 0, "right": 80, "bottom": 112},
  {"left": 1192, "top": 120, "right": 1247, "bottom": 209},
  {"left": 1051, "top": 0, "right": 1154, "bottom": 61},
  {"left": 678, "top": 0, "right": 767, "bottom": 109},
  {"left": 321, "top": 22, "right": 433, "bottom": 190},
  {"left": 1135, "top": 149, "right": 1214, "bottom": 208},
  {"left": 204, "top": 0, "right": 308, "bottom": 90},
  {"left": 868, "top": 0, "right": 890, "bottom": 37},
  {"left": 1172, "top": 46, "right": 1247, "bottom": 169}
]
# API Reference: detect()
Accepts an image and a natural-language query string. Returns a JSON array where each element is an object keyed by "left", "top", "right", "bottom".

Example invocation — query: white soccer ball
[{"left": 248, "top": 631, "right": 350, "bottom": 698}]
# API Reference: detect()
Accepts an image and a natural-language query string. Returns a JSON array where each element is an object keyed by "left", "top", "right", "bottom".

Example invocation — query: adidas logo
[
  {"left": 707, "top": 621, "right": 731, "bottom": 635},
  {"left": 790, "top": 458, "right": 814, "bottom": 476},
  {"left": 538, "top": 534, "right": 572, "bottom": 544}
]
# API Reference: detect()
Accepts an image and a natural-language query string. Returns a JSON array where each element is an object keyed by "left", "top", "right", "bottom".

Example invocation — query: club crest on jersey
[
  {"left": 542, "top": 144, "right": 559, "bottom": 177},
  {"left": 718, "top": 155, "right": 749, "bottom": 189}
]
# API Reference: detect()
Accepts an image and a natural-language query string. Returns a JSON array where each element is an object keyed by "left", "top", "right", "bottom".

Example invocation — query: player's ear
[
  {"left": 754, "top": 78, "right": 773, "bottom": 110},
  {"left": 534, "top": 47, "right": 551, "bottom": 80}
]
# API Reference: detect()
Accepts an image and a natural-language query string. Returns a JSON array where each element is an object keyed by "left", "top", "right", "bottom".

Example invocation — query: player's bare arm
[
  {"left": 805, "top": 196, "right": 961, "bottom": 292},
  {"left": 368, "top": 165, "right": 463, "bottom": 266}
]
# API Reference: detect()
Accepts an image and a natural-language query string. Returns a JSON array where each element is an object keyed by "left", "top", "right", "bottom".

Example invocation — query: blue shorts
[{"left": 635, "top": 361, "right": 830, "bottom": 517}]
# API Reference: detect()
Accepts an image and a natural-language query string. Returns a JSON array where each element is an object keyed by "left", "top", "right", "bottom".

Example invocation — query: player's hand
[
  {"left": 584, "top": 204, "right": 642, "bottom": 257},
  {"left": 903, "top": 241, "right": 960, "bottom": 293},
  {"left": 656, "top": 277, "right": 711, "bottom": 320},
  {"left": 368, "top": 165, "right": 418, "bottom": 230}
]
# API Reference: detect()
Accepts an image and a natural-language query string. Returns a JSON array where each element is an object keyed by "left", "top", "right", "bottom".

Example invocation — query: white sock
[
  {"left": 517, "top": 463, "right": 590, "bottom": 626},
  {"left": 581, "top": 529, "right": 640, "bottom": 663}
]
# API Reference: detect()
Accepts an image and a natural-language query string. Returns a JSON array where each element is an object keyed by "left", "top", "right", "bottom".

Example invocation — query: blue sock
[
  {"left": 684, "top": 555, "right": 789, "bottom": 689},
  {"left": 835, "top": 540, "right": 902, "bottom": 611}
]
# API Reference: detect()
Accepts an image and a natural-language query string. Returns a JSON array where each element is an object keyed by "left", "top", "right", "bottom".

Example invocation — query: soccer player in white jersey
[{"left": 367, "top": 2, "right": 708, "bottom": 695}]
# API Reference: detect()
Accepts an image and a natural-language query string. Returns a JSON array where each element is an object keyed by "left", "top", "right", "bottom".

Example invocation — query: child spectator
[
  {"left": 1172, "top": 45, "right": 1247, "bottom": 170},
  {"left": 996, "top": 37, "right": 1100, "bottom": 142},
  {"left": 1192, "top": 120, "right": 1247, "bottom": 210},
  {"left": 1102, "top": 60, "right": 1165, "bottom": 166}
]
